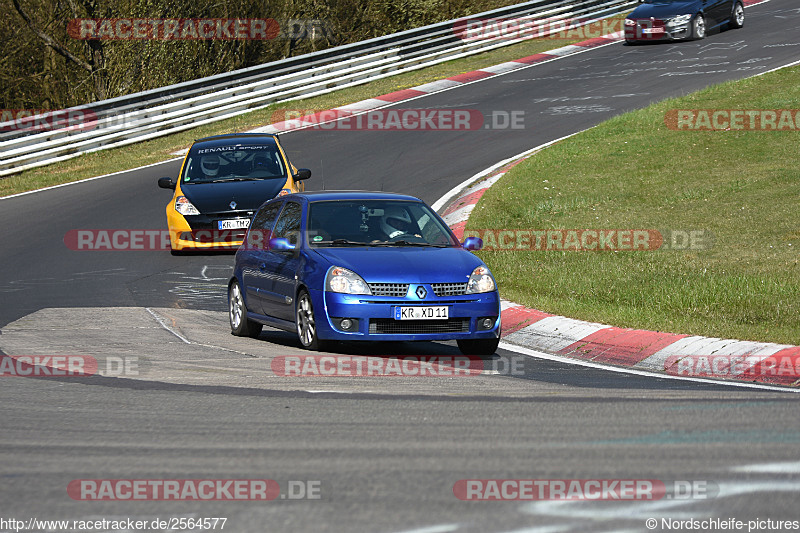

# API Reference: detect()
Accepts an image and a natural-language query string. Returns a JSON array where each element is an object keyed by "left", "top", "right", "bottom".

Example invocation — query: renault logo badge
[
  {"left": 229, "top": 201, "right": 237, "bottom": 210},
  {"left": 416, "top": 286, "right": 427, "bottom": 299}
]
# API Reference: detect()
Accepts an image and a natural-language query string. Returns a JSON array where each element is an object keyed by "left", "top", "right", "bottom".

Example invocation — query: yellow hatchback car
[{"left": 158, "top": 133, "right": 310, "bottom": 254}]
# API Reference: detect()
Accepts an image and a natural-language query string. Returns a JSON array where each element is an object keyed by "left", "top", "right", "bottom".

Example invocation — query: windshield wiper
[
  {"left": 207, "top": 177, "right": 262, "bottom": 183},
  {"left": 316, "top": 239, "right": 371, "bottom": 246},
  {"left": 370, "top": 240, "right": 447, "bottom": 247}
]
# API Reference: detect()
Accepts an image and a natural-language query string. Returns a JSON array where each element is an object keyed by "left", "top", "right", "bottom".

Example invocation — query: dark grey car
[{"left": 624, "top": 0, "right": 744, "bottom": 42}]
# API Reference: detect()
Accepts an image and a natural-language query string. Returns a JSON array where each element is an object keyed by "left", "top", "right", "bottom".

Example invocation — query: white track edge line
[
  {"left": 0, "top": 157, "right": 183, "bottom": 201},
  {"left": 432, "top": 129, "right": 589, "bottom": 212},
  {"left": 499, "top": 342, "right": 799, "bottom": 393},
  {"left": 145, "top": 307, "right": 192, "bottom": 345}
]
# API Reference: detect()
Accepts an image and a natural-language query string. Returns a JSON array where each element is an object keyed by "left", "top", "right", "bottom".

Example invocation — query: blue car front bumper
[{"left": 311, "top": 287, "right": 501, "bottom": 342}]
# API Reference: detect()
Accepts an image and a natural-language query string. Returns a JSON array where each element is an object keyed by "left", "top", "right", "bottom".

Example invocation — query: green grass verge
[
  {"left": 0, "top": 18, "right": 626, "bottom": 198},
  {"left": 468, "top": 65, "right": 800, "bottom": 345}
]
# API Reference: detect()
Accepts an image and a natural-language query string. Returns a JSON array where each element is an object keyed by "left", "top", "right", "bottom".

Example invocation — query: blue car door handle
[{"left": 259, "top": 263, "right": 267, "bottom": 270}]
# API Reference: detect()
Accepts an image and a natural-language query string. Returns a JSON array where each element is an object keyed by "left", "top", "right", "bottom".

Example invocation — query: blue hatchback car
[{"left": 228, "top": 191, "right": 501, "bottom": 355}]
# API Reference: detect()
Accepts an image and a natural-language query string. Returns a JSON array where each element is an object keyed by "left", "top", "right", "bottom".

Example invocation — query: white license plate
[
  {"left": 394, "top": 306, "right": 449, "bottom": 320},
  {"left": 217, "top": 219, "right": 251, "bottom": 230},
  {"left": 641, "top": 27, "right": 664, "bottom": 34}
]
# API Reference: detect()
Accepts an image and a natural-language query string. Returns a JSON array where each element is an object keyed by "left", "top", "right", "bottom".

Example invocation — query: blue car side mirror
[
  {"left": 462, "top": 236, "right": 483, "bottom": 251},
  {"left": 269, "top": 237, "right": 295, "bottom": 251}
]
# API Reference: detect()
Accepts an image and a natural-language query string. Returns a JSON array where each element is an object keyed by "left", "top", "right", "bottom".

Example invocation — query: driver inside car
[
  {"left": 380, "top": 207, "right": 422, "bottom": 240},
  {"left": 251, "top": 153, "right": 280, "bottom": 175},
  {"left": 200, "top": 155, "right": 220, "bottom": 179}
]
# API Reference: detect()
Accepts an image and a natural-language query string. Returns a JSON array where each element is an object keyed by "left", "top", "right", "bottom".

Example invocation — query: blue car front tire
[
  {"left": 229, "top": 281, "right": 263, "bottom": 339},
  {"left": 296, "top": 288, "right": 331, "bottom": 351}
]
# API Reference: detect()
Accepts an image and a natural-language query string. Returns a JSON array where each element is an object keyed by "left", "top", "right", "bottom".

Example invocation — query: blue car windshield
[
  {"left": 307, "top": 200, "right": 459, "bottom": 247},
  {"left": 182, "top": 144, "right": 286, "bottom": 183}
]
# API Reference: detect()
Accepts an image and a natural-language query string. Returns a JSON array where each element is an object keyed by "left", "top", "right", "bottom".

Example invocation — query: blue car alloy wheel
[{"left": 228, "top": 191, "right": 501, "bottom": 356}]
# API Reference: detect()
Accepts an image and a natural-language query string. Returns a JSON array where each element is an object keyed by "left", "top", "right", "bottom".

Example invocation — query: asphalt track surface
[{"left": 2, "top": 2, "right": 800, "bottom": 531}]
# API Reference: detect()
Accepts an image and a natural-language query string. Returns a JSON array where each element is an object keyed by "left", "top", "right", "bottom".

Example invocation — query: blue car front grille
[
  {"left": 366, "top": 282, "right": 469, "bottom": 297},
  {"left": 368, "top": 318, "right": 470, "bottom": 334},
  {"left": 431, "top": 282, "right": 468, "bottom": 297},
  {"left": 368, "top": 283, "right": 409, "bottom": 297}
]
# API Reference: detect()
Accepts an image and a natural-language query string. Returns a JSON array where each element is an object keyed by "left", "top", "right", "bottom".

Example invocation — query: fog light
[
  {"left": 340, "top": 319, "right": 353, "bottom": 330},
  {"left": 481, "top": 318, "right": 494, "bottom": 329}
]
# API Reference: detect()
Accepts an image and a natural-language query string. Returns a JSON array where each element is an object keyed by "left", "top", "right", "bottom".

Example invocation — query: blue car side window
[
  {"left": 244, "top": 202, "right": 282, "bottom": 250},
  {"left": 252, "top": 202, "right": 282, "bottom": 231},
  {"left": 272, "top": 202, "right": 303, "bottom": 246}
]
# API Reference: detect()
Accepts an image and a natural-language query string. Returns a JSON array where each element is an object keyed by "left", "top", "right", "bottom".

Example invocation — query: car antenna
[{"left": 321, "top": 159, "right": 325, "bottom": 190}]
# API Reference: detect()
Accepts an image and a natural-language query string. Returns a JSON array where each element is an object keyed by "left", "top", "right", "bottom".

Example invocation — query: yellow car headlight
[{"left": 175, "top": 196, "right": 200, "bottom": 216}]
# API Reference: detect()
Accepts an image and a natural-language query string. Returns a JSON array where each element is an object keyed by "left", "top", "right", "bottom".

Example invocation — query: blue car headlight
[
  {"left": 465, "top": 265, "right": 496, "bottom": 294},
  {"left": 326, "top": 266, "right": 372, "bottom": 295}
]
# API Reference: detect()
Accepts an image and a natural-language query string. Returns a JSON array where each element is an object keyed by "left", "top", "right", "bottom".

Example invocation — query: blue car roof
[{"left": 282, "top": 191, "right": 424, "bottom": 203}]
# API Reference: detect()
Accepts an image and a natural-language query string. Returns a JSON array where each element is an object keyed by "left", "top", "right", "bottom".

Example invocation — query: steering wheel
[{"left": 390, "top": 232, "right": 426, "bottom": 243}]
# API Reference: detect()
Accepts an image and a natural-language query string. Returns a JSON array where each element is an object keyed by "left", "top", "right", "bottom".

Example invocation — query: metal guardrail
[{"left": 0, "top": 0, "right": 635, "bottom": 176}]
